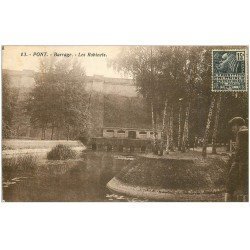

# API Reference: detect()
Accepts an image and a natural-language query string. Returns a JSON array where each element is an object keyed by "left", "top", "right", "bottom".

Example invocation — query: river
[{"left": 2, "top": 151, "right": 147, "bottom": 202}]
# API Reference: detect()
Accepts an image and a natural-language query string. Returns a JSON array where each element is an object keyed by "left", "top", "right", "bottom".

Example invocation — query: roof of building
[
  {"left": 103, "top": 127, "right": 162, "bottom": 132},
  {"left": 86, "top": 75, "right": 134, "bottom": 86},
  {"left": 3, "top": 69, "right": 134, "bottom": 86}
]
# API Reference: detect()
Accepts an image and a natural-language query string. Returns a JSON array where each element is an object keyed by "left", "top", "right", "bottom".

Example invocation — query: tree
[
  {"left": 212, "top": 94, "right": 222, "bottom": 154},
  {"left": 2, "top": 73, "right": 18, "bottom": 138},
  {"left": 27, "top": 58, "right": 89, "bottom": 140},
  {"left": 202, "top": 95, "right": 216, "bottom": 157},
  {"left": 177, "top": 98, "right": 184, "bottom": 150},
  {"left": 111, "top": 46, "right": 248, "bottom": 157},
  {"left": 111, "top": 46, "right": 160, "bottom": 152},
  {"left": 111, "top": 46, "right": 187, "bottom": 153},
  {"left": 179, "top": 47, "right": 210, "bottom": 152}
]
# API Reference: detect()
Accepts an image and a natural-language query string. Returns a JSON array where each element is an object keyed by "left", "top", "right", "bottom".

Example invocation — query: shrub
[
  {"left": 47, "top": 144, "right": 76, "bottom": 160},
  {"left": 78, "top": 130, "right": 90, "bottom": 145}
]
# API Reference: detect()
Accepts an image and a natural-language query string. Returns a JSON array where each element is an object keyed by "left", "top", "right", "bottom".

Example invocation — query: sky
[{"left": 2, "top": 45, "right": 130, "bottom": 78}]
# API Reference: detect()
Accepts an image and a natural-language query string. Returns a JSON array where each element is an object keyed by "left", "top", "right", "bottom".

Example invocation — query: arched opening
[
  {"left": 128, "top": 131, "right": 136, "bottom": 139},
  {"left": 117, "top": 129, "right": 126, "bottom": 138}
]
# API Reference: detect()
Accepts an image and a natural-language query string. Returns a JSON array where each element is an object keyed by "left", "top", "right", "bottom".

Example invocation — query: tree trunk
[
  {"left": 41, "top": 127, "right": 46, "bottom": 140},
  {"left": 26, "top": 126, "right": 31, "bottom": 138},
  {"left": 67, "top": 125, "right": 70, "bottom": 141},
  {"left": 177, "top": 101, "right": 183, "bottom": 151},
  {"left": 165, "top": 108, "right": 170, "bottom": 154},
  {"left": 57, "top": 127, "right": 60, "bottom": 140},
  {"left": 169, "top": 105, "right": 174, "bottom": 151},
  {"left": 151, "top": 102, "right": 157, "bottom": 153},
  {"left": 212, "top": 94, "right": 222, "bottom": 154},
  {"left": 181, "top": 102, "right": 191, "bottom": 152},
  {"left": 51, "top": 126, "right": 54, "bottom": 140},
  {"left": 16, "top": 125, "right": 20, "bottom": 138},
  {"left": 202, "top": 96, "right": 216, "bottom": 157},
  {"left": 162, "top": 97, "right": 169, "bottom": 154},
  {"left": 162, "top": 97, "right": 168, "bottom": 131}
]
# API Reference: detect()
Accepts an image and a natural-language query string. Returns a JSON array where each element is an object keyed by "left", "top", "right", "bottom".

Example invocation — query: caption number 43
[{"left": 236, "top": 51, "right": 245, "bottom": 61}]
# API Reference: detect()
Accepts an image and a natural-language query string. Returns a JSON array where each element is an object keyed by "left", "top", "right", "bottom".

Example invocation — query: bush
[
  {"left": 47, "top": 144, "right": 76, "bottom": 160},
  {"left": 78, "top": 130, "right": 90, "bottom": 145}
]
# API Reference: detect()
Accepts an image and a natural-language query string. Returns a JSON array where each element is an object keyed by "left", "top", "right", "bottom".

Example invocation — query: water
[{"left": 2, "top": 151, "right": 144, "bottom": 202}]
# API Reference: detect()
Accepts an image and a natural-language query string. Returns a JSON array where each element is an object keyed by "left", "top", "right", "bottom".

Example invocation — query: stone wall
[{"left": 3, "top": 69, "right": 143, "bottom": 139}]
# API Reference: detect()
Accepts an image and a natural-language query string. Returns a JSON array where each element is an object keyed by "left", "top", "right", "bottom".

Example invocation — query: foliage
[
  {"left": 111, "top": 46, "right": 248, "bottom": 151},
  {"left": 2, "top": 73, "right": 19, "bottom": 138},
  {"left": 26, "top": 58, "right": 89, "bottom": 140},
  {"left": 111, "top": 46, "right": 209, "bottom": 114},
  {"left": 47, "top": 144, "right": 76, "bottom": 160},
  {"left": 111, "top": 46, "right": 211, "bottom": 150}
]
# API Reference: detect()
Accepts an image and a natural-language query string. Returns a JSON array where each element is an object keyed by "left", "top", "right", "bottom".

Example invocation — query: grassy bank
[
  {"left": 2, "top": 139, "right": 86, "bottom": 160},
  {"left": 2, "top": 139, "right": 84, "bottom": 150},
  {"left": 2, "top": 155, "right": 85, "bottom": 180},
  {"left": 116, "top": 154, "right": 228, "bottom": 194}
]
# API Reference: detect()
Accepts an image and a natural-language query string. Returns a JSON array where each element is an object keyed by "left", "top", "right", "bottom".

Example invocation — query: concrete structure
[
  {"left": 85, "top": 75, "right": 137, "bottom": 97},
  {"left": 3, "top": 69, "right": 137, "bottom": 98},
  {"left": 103, "top": 127, "right": 162, "bottom": 140},
  {"left": 90, "top": 127, "right": 163, "bottom": 153},
  {"left": 3, "top": 69, "right": 151, "bottom": 140},
  {"left": 3, "top": 69, "right": 35, "bottom": 90}
]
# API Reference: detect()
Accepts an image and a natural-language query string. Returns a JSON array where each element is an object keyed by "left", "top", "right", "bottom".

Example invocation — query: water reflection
[{"left": 3, "top": 151, "right": 144, "bottom": 202}]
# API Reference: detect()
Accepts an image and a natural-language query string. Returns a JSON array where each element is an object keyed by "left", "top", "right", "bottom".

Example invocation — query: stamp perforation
[{"left": 211, "top": 48, "right": 248, "bottom": 92}]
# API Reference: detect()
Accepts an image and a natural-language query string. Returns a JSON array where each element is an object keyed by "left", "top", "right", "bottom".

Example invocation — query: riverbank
[
  {"left": 2, "top": 151, "right": 135, "bottom": 201},
  {"left": 2, "top": 139, "right": 86, "bottom": 159},
  {"left": 107, "top": 177, "right": 225, "bottom": 201},
  {"left": 107, "top": 152, "right": 229, "bottom": 201}
]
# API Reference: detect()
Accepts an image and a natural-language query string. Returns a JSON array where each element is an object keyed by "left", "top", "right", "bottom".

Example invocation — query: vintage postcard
[{"left": 1, "top": 45, "right": 248, "bottom": 202}]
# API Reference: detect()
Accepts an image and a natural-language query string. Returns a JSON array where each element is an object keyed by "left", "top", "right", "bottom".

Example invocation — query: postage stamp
[{"left": 212, "top": 49, "right": 248, "bottom": 91}]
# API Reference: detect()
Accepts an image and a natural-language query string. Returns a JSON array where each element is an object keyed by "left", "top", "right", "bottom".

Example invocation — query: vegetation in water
[
  {"left": 47, "top": 144, "right": 76, "bottom": 160},
  {"left": 2, "top": 155, "right": 38, "bottom": 179}
]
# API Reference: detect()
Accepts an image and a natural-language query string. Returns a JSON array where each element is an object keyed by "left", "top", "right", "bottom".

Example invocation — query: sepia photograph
[
  {"left": 1, "top": 1, "right": 250, "bottom": 250},
  {"left": 1, "top": 45, "right": 248, "bottom": 202}
]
